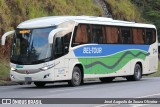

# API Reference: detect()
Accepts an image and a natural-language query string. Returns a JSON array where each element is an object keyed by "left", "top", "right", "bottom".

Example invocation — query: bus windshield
[{"left": 11, "top": 27, "right": 55, "bottom": 64}]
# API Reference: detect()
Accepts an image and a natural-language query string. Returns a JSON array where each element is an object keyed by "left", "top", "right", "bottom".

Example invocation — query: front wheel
[
  {"left": 68, "top": 66, "right": 82, "bottom": 87},
  {"left": 126, "top": 64, "right": 142, "bottom": 81}
]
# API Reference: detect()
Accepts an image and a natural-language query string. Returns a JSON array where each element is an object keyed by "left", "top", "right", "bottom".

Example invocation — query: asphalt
[{"left": 0, "top": 77, "right": 160, "bottom": 107}]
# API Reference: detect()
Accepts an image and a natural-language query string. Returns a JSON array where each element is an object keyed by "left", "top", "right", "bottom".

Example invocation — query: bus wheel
[
  {"left": 126, "top": 64, "right": 142, "bottom": 81},
  {"left": 99, "top": 77, "right": 115, "bottom": 83},
  {"left": 68, "top": 66, "right": 82, "bottom": 87},
  {"left": 34, "top": 82, "right": 46, "bottom": 87}
]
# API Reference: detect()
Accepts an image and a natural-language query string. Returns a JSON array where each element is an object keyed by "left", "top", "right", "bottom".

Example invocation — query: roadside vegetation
[
  {"left": 0, "top": 59, "right": 10, "bottom": 83},
  {"left": 106, "top": 0, "right": 143, "bottom": 22}
]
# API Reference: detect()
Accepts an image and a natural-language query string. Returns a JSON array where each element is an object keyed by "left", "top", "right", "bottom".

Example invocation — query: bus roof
[{"left": 17, "top": 16, "right": 156, "bottom": 29}]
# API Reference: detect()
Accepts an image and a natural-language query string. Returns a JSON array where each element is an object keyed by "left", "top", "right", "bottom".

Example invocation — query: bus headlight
[
  {"left": 11, "top": 67, "right": 17, "bottom": 71},
  {"left": 40, "top": 62, "right": 60, "bottom": 71},
  {"left": 40, "top": 67, "right": 49, "bottom": 71}
]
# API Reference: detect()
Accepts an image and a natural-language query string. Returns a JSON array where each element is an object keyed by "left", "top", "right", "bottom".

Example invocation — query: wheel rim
[{"left": 73, "top": 70, "right": 80, "bottom": 85}]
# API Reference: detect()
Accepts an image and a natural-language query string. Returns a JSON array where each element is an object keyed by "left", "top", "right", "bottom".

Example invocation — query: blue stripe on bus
[{"left": 74, "top": 44, "right": 150, "bottom": 57}]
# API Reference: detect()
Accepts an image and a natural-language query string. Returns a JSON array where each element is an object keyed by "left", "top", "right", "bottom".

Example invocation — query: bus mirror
[
  {"left": 1, "top": 30, "right": 15, "bottom": 45},
  {"left": 48, "top": 28, "right": 67, "bottom": 44}
]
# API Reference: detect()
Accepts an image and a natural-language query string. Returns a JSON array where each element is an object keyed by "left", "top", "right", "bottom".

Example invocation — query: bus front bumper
[{"left": 10, "top": 69, "right": 54, "bottom": 82}]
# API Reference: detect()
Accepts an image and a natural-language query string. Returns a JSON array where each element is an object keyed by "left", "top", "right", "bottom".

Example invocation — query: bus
[{"left": 1, "top": 16, "right": 158, "bottom": 87}]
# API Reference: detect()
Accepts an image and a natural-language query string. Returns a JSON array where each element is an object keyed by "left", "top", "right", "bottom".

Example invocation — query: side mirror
[
  {"left": 48, "top": 28, "right": 67, "bottom": 44},
  {"left": 1, "top": 30, "right": 15, "bottom": 45}
]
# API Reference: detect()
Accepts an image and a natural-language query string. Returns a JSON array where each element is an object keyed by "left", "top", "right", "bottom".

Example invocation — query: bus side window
[
  {"left": 121, "top": 28, "right": 132, "bottom": 44},
  {"left": 63, "top": 32, "right": 71, "bottom": 53},
  {"left": 72, "top": 24, "right": 88, "bottom": 46},
  {"left": 152, "top": 29, "right": 156, "bottom": 43},
  {"left": 104, "top": 26, "right": 118, "bottom": 44},
  {"left": 55, "top": 32, "right": 71, "bottom": 58},
  {"left": 55, "top": 37, "right": 63, "bottom": 55},
  {"left": 133, "top": 28, "right": 144, "bottom": 44},
  {"left": 146, "top": 30, "right": 151, "bottom": 44},
  {"left": 145, "top": 29, "right": 156, "bottom": 44},
  {"left": 91, "top": 25, "right": 103, "bottom": 44}
]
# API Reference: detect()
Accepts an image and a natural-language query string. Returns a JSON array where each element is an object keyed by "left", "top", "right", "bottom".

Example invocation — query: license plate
[{"left": 25, "top": 77, "right": 32, "bottom": 82}]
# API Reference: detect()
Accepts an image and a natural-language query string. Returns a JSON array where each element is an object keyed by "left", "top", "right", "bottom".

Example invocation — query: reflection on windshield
[{"left": 11, "top": 27, "right": 54, "bottom": 64}]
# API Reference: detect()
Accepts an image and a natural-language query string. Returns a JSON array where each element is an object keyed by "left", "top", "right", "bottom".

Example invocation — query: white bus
[{"left": 1, "top": 16, "right": 158, "bottom": 87}]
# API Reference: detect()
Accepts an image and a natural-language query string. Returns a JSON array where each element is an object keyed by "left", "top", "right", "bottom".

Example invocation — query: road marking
[
  {"left": 49, "top": 86, "right": 96, "bottom": 93},
  {"left": 137, "top": 93, "right": 160, "bottom": 98},
  {"left": 34, "top": 86, "right": 96, "bottom": 98}
]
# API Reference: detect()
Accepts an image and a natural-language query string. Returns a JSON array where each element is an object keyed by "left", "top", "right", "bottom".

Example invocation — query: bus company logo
[
  {"left": 2, "top": 99, "right": 11, "bottom": 104},
  {"left": 25, "top": 70, "right": 29, "bottom": 74}
]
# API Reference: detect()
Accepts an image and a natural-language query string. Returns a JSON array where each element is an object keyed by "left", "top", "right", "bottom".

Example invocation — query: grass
[
  {"left": 0, "top": 80, "right": 8, "bottom": 84},
  {"left": 0, "top": 58, "right": 10, "bottom": 81},
  {"left": 106, "top": 0, "right": 143, "bottom": 22}
]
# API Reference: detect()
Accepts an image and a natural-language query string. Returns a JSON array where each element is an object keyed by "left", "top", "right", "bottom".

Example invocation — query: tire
[
  {"left": 99, "top": 77, "right": 115, "bottom": 83},
  {"left": 126, "top": 64, "right": 142, "bottom": 81},
  {"left": 34, "top": 82, "right": 46, "bottom": 87},
  {"left": 68, "top": 66, "right": 82, "bottom": 87}
]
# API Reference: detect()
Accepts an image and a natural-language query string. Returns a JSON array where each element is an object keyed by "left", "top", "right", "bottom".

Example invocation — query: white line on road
[
  {"left": 49, "top": 86, "right": 96, "bottom": 93},
  {"left": 34, "top": 86, "right": 96, "bottom": 98},
  {"left": 137, "top": 93, "right": 160, "bottom": 98}
]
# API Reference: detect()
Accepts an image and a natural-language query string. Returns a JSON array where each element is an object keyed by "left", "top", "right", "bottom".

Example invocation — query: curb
[{"left": 0, "top": 81, "right": 19, "bottom": 86}]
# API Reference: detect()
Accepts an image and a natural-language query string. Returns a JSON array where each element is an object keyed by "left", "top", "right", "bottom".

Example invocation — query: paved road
[{"left": 0, "top": 77, "right": 160, "bottom": 107}]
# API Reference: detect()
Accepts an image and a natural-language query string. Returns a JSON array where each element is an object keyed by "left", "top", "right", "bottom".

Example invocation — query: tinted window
[
  {"left": 72, "top": 24, "right": 90, "bottom": 46},
  {"left": 91, "top": 25, "right": 104, "bottom": 44},
  {"left": 133, "top": 28, "right": 145, "bottom": 44},
  {"left": 54, "top": 32, "right": 71, "bottom": 58},
  {"left": 72, "top": 24, "right": 156, "bottom": 46},
  {"left": 104, "top": 26, "right": 119, "bottom": 43},
  {"left": 120, "top": 28, "right": 132, "bottom": 44},
  {"left": 145, "top": 29, "right": 156, "bottom": 44}
]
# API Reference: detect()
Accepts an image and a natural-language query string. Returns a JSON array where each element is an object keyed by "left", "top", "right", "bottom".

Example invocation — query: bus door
[{"left": 53, "top": 31, "right": 72, "bottom": 80}]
